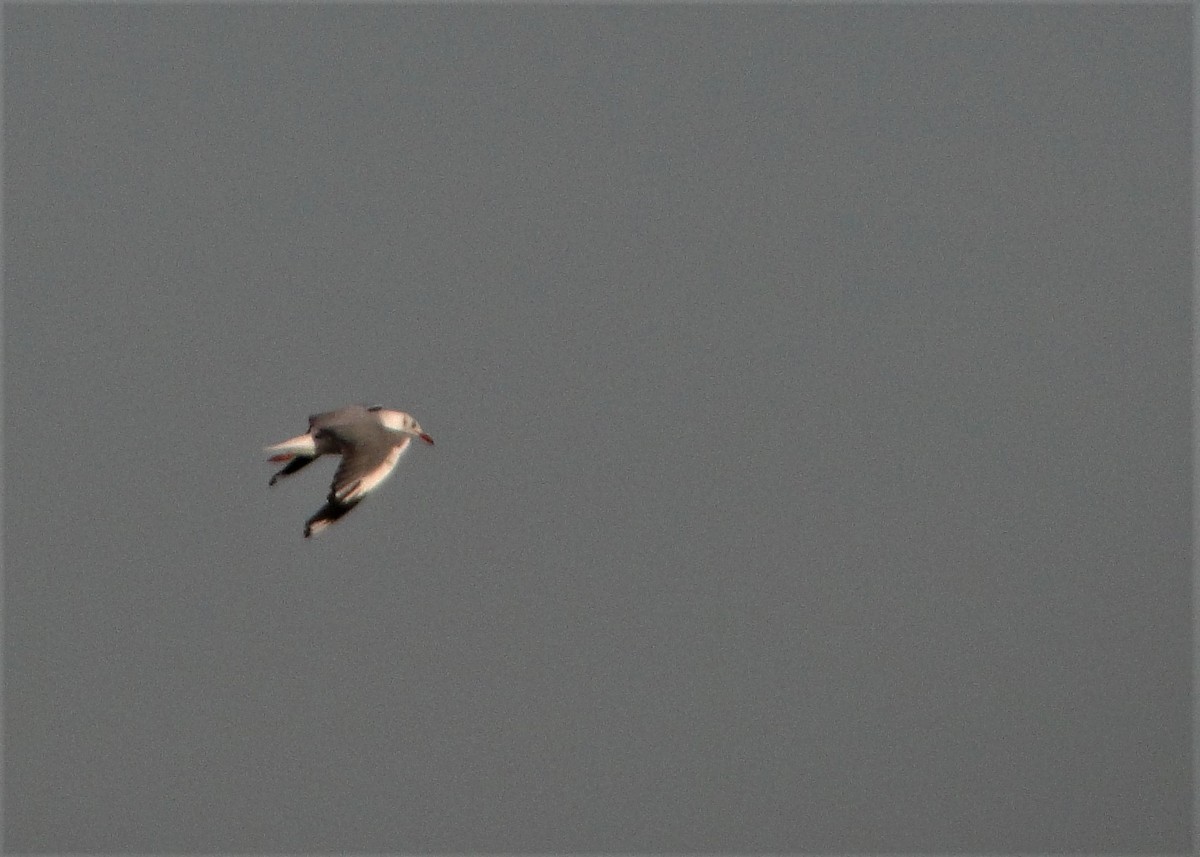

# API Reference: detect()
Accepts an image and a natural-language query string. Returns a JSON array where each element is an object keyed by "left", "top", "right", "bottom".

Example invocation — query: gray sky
[{"left": 3, "top": 4, "right": 1191, "bottom": 854}]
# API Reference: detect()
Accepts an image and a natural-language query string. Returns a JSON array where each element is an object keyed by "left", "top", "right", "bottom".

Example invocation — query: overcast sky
[{"left": 4, "top": 4, "right": 1192, "bottom": 854}]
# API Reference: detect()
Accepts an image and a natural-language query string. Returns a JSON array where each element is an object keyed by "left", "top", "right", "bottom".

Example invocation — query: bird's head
[{"left": 381, "top": 409, "right": 434, "bottom": 445}]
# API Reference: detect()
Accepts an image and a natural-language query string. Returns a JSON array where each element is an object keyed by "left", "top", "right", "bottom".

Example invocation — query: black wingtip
[
  {"left": 303, "top": 499, "right": 359, "bottom": 538},
  {"left": 270, "top": 455, "right": 317, "bottom": 487}
]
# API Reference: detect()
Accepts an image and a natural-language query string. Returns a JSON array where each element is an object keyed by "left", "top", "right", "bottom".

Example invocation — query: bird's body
[{"left": 266, "top": 405, "right": 434, "bottom": 537}]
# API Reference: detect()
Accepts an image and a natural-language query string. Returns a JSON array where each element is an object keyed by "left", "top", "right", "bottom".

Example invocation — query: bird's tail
[{"left": 265, "top": 433, "right": 318, "bottom": 461}]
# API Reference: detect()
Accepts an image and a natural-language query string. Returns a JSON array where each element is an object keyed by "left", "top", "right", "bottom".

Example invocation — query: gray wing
[
  {"left": 327, "top": 436, "right": 411, "bottom": 506},
  {"left": 307, "top": 404, "right": 374, "bottom": 433},
  {"left": 307, "top": 405, "right": 391, "bottom": 458},
  {"left": 302, "top": 437, "right": 410, "bottom": 536}
]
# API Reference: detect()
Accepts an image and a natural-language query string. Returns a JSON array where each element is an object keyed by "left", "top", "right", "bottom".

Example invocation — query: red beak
[{"left": 420, "top": 433, "right": 435, "bottom": 445}]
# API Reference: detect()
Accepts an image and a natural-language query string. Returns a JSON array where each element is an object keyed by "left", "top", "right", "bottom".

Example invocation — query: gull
[{"left": 266, "top": 405, "right": 434, "bottom": 537}]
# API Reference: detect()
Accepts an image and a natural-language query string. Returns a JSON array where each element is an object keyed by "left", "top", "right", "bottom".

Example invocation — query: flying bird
[{"left": 266, "top": 405, "right": 434, "bottom": 537}]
